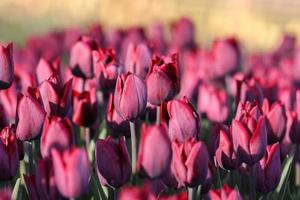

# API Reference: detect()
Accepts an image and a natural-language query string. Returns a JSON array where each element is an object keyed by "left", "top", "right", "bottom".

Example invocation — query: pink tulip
[
  {"left": 0, "top": 188, "right": 11, "bottom": 200},
  {"left": 208, "top": 184, "right": 243, "bottom": 200},
  {"left": 0, "top": 43, "right": 14, "bottom": 90},
  {"left": 36, "top": 58, "right": 61, "bottom": 84},
  {"left": 118, "top": 183, "right": 156, "bottom": 200}
]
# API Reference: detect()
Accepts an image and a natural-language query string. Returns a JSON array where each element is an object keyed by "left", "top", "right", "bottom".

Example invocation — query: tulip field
[{"left": 0, "top": 17, "right": 300, "bottom": 200}]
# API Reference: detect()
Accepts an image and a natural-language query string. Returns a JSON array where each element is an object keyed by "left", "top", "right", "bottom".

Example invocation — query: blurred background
[{"left": 0, "top": 0, "right": 300, "bottom": 51}]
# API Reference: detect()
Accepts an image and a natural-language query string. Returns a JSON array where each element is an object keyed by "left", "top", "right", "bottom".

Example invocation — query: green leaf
[
  {"left": 12, "top": 178, "right": 21, "bottom": 200},
  {"left": 276, "top": 154, "right": 294, "bottom": 199}
]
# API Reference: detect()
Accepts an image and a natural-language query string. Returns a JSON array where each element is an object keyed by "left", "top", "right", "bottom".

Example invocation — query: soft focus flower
[
  {"left": 36, "top": 58, "right": 61, "bottom": 84},
  {"left": 118, "top": 183, "right": 156, "bottom": 200},
  {"left": 0, "top": 43, "right": 14, "bottom": 90},
  {"left": 207, "top": 184, "right": 243, "bottom": 200}
]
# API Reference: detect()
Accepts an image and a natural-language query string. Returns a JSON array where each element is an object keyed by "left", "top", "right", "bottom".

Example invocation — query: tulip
[
  {"left": 160, "top": 192, "right": 187, "bottom": 200},
  {"left": 254, "top": 143, "right": 281, "bottom": 193},
  {"left": 36, "top": 159, "right": 60, "bottom": 200},
  {"left": 198, "top": 83, "right": 229, "bottom": 123},
  {"left": 51, "top": 147, "right": 91, "bottom": 198},
  {"left": 146, "top": 54, "right": 180, "bottom": 105},
  {"left": 106, "top": 93, "right": 130, "bottom": 137},
  {"left": 0, "top": 188, "right": 11, "bottom": 200},
  {"left": 72, "top": 87, "right": 98, "bottom": 127},
  {"left": 238, "top": 78, "right": 264, "bottom": 105},
  {"left": 0, "top": 125, "right": 19, "bottom": 180},
  {"left": 288, "top": 111, "right": 299, "bottom": 144},
  {"left": 170, "top": 17, "right": 195, "bottom": 50},
  {"left": 0, "top": 104, "right": 8, "bottom": 130},
  {"left": 114, "top": 72, "right": 147, "bottom": 121},
  {"left": 23, "top": 175, "right": 39, "bottom": 200},
  {"left": 0, "top": 43, "right": 14, "bottom": 90},
  {"left": 0, "top": 82, "right": 18, "bottom": 120},
  {"left": 261, "top": 99, "right": 287, "bottom": 144},
  {"left": 36, "top": 58, "right": 61, "bottom": 84},
  {"left": 118, "top": 183, "right": 156, "bottom": 200},
  {"left": 40, "top": 116, "right": 73, "bottom": 158},
  {"left": 148, "top": 23, "right": 167, "bottom": 55},
  {"left": 16, "top": 90, "right": 46, "bottom": 141},
  {"left": 201, "top": 165, "right": 213, "bottom": 195},
  {"left": 167, "top": 96, "right": 200, "bottom": 143},
  {"left": 214, "top": 125, "right": 240, "bottom": 170},
  {"left": 95, "top": 136, "right": 131, "bottom": 188},
  {"left": 208, "top": 184, "right": 243, "bottom": 200},
  {"left": 69, "top": 36, "right": 98, "bottom": 79},
  {"left": 137, "top": 123, "right": 172, "bottom": 179},
  {"left": 171, "top": 138, "right": 208, "bottom": 188},
  {"left": 124, "top": 43, "right": 151, "bottom": 78}
]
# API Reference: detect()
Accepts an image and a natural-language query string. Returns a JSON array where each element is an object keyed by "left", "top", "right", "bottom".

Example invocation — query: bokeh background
[{"left": 0, "top": 0, "right": 300, "bottom": 51}]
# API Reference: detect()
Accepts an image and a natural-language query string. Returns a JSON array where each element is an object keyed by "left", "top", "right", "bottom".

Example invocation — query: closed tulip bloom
[
  {"left": 171, "top": 138, "right": 208, "bottom": 188},
  {"left": 124, "top": 43, "right": 151, "bottom": 79},
  {"left": 262, "top": 99, "right": 287, "bottom": 144},
  {"left": 69, "top": 36, "right": 98, "bottom": 79},
  {"left": 214, "top": 125, "right": 240, "bottom": 170},
  {"left": 114, "top": 73, "right": 147, "bottom": 121},
  {"left": 0, "top": 125, "right": 19, "bottom": 180},
  {"left": 0, "top": 82, "right": 18, "bottom": 120},
  {"left": 40, "top": 116, "right": 73, "bottom": 158},
  {"left": 36, "top": 159, "right": 60, "bottom": 200},
  {"left": 0, "top": 43, "right": 14, "bottom": 90},
  {"left": 167, "top": 96, "right": 200, "bottom": 143},
  {"left": 51, "top": 147, "right": 91, "bottom": 198},
  {"left": 137, "top": 123, "right": 172, "bottom": 179},
  {"left": 36, "top": 58, "right": 61, "bottom": 84},
  {"left": 72, "top": 87, "right": 98, "bottom": 127},
  {"left": 95, "top": 136, "right": 131, "bottom": 188},
  {"left": 254, "top": 143, "right": 281, "bottom": 193},
  {"left": 288, "top": 111, "right": 299, "bottom": 144},
  {"left": 239, "top": 78, "right": 264, "bottom": 105},
  {"left": 118, "top": 183, "right": 156, "bottom": 200},
  {"left": 198, "top": 83, "right": 229, "bottom": 123},
  {"left": 16, "top": 91, "right": 46, "bottom": 141},
  {"left": 106, "top": 93, "right": 130, "bottom": 137},
  {"left": 208, "top": 184, "right": 243, "bottom": 200},
  {"left": 146, "top": 54, "right": 180, "bottom": 105}
]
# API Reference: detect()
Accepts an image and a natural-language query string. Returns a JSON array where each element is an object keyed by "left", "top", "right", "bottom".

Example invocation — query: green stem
[
  {"left": 85, "top": 127, "right": 90, "bottom": 150},
  {"left": 129, "top": 121, "right": 137, "bottom": 174},
  {"left": 188, "top": 187, "right": 196, "bottom": 200},
  {"left": 216, "top": 167, "right": 222, "bottom": 188},
  {"left": 156, "top": 106, "right": 160, "bottom": 125}
]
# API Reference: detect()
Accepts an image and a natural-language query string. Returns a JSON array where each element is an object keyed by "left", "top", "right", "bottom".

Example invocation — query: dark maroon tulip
[
  {"left": 95, "top": 136, "right": 131, "bottom": 188},
  {"left": 198, "top": 83, "right": 229, "bottom": 123},
  {"left": 167, "top": 96, "right": 200, "bottom": 143},
  {"left": 137, "top": 123, "right": 172, "bottom": 179},
  {"left": 239, "top": 78, "right": 264, "bottom": 105},
  {"left": 39, "top": 78, "right": 73, "bottom": 116},
  {"left": 124, "top": 43, "right": 151, "bottom": 79},
  {"left": 201, "top": 165, "right": 213, "bottom": 195},
  {"left": 0, "top": 125, "right": 19, "bottom": 180},
  {"left": 16, "top": 91, "right": 46, "bottom": 141},
  {"left": 0, "top": 43, "right": 14, "bottom": 90},
  {"left": 280, "top": 110, "right": 293, "bottom": 157},
  {"left": 106, "top": 93, "right": 130, "bottom": 137},
  {"left": 171, "top": 138, "right": 208, "bottom": 188},
  {"left": 114, "top": 72, "right": 147, "bottom": 121},
  {"left": 40, "top": 116, "right": 73, "bottom": 158},
  {"left": 36, "top": 159, "right": 60, "bottom": 200},
  {"left": 118, "top": 183, "right": 156, "bottom": 200},
  {"left": 254, "top": 143, "right": 281, "bottom": 193},
  {"left": 214, "top": 125, "right": 240, "bottom": 170},
  {"left": 0, "top": 104, "right": 8, "bottom": 130},
  {"left": 51, "top": 147, "right": 91, "bottom": 198},
  {"left": 146, "top": 54, "right": 180, "bottom": 105},
  {"left": 69, "top": 36, "right": 98, "bottom": 79},
  {"left": 72, "top": 87, "right": 98, "bottom": 127},
  {"left": 0, "top": 188, "right": 11, "bottom": 200},
  {"left": 24, "top": 175, "right": 39, "bottom": 200},
  {"left": 207, "top": 184, "right": 243, "bottom": 200},
  {"left": 36, "top": 58, "right": 61, "bottom": 84},
  {"left": 262, "top": 99, "right": 287, "bottom": 144}
]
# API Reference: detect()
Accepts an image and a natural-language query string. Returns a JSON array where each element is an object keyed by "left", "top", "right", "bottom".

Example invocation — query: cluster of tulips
[{"left": 0, "top": 17, "right": 300, "bottom": 200}]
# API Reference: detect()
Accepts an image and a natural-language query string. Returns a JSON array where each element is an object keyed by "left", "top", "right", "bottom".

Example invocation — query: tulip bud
[
  {"left": 262, "top": 99, "right": 287, "bottom": 144},
  {"left": 167, "top": 97, "right": 200, "bottom": 143},
  {"left": 40, "top": 116, "right": 73, "bottom": 158},
  {"left": 51, "top": 147, "right": 91, "bottom": 198},
  {"left": 171, "top": 138, "right": 208, "bottom": 188},
  {"left": 214, "top": 125, "right": 240, "bottom": 170},
  {"left": 0, "top": 125, "right": 19, "bottom": 180},
  {"left": 114, "top": 73, "right": 147, "bottom": 121},
  {"left": 16, "top": 91, "right": 46, "bottom": 141},
  {"left": 95, "top": 136, "right": 131, "bottom": 188},
  {"left": 146, "top": 54, "right": 180, "bottom": 105},
  {"left": 208, "top": 184, "right": 243, "bottom": 200},
  {"left": 72, "top": 87, "right": 98, "bottom": 127},
  {"left": 198, "top": 83, "right": 229, "bottom": 123},
  {"left": 137, "top": 123, "right": 172, "bottom": 179},
  {"left": 70, "top": 36, "right": 98, "bottom": 79},
  {"left": 0, "top": 43, "right": 14, "bottom": 90}
]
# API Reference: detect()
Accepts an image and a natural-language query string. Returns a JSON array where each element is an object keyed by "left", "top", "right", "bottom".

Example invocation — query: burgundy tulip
[
  {"left": 207, "top": 184, "right": 243, "bottom": 200},
  {"left": 36, "top": 58, "right": 61, "bottom": 84},
  {"left": 171, "top": 138, "right": 208, "bottom": 188},
  {"left": 114, "top": 72, "right": 147, "bottom": 121},
  {"left": 40, "top": 116, "right": 73, "bottom": 158},
  {"left": 16, "top": 90, "right": 46, "bottom": 141},
  {"left": 146, "top": 54, "right": 180, "bottom": 105},
  {"left": 106, "top": 93, "right": 130, "bottom": 137},
  {"left": 262, "top": 99, "right": 287, "bottom": 144},
  {"left": 69, "top": 36, "right": 98, "bottom": 79},
  {"left": 95, "top": 136, "right": 131, "bottom": 188},
  {"left": 51, "top": 147, "right": 91, "bottom": 198},
  {"left": 36, "top": 159, "right": 60, "bottom": 200},
  {"left": 137, "top": 123, "right": 172, "bottom": 179},
  {"left": 288, "top": 111, "right": 299, "bottom": 144},
  {"left": 124, "top": 43, "right": 151, "bottom": 78},
  {"left": 0, "top": 43, "right": 14, "bottom": 90},
  {"left": 167, "top": 96, "right": 200, "bottom": 143},
  {"left": 254, "top": 143, "right": 281, "bottom": 193},
  {"left": 0, "top": 125, "right": 19, "bottom": 180}
]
